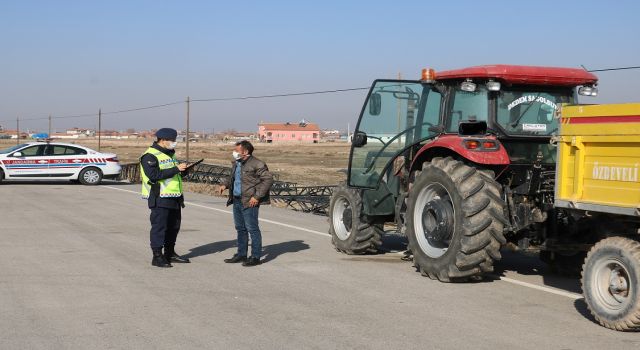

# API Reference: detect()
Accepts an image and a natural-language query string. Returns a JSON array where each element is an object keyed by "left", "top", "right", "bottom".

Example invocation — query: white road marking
[
  {"left": 103, "top": 185, "right": 584, "bottom": 300},
  {"left": 102, "top": 185, "right": 331, "bottom": 237},
  {"left": 496, "top": 276, "right": 583, "bottom": 300}
]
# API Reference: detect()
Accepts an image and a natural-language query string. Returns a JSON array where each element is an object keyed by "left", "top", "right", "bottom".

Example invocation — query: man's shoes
[
  {"left": 242, "top": 257, "right": 262, "bottom": 267},
  {"left": 164, "top": 245, "right": 190, "bottom": 263},
  {"left": 152, "top": 250, "right": 172, "bottom": 268},
  {"left": 224, "top": 254, "right": 247, "bottom": 263},
  {"left": 166, "top": 252, "right": 191, "bottom": 263}
]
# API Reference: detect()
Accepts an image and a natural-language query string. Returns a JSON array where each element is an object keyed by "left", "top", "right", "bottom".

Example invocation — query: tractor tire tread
[
  {"left": 329, "top": 182, "right": 383, "bottom": 255},
  {"left": 408, "top": 157, "right": 507, "bottom": 282}
]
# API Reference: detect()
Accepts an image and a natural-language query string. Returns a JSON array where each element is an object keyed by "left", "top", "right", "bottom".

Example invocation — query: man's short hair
[{"left": 236, "top": 140, "right": 254, "bottom": 155}]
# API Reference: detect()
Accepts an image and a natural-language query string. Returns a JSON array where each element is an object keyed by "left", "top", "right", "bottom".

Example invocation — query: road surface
[{"left": 1, "top": 181, "right": 638, "bottom": 349}]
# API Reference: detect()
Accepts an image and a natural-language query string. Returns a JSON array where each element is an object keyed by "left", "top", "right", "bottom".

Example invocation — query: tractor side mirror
[
  {"left": 352, "top": 131, "right": 368, "bottom": 147},
  {"left": 11, "top": 152, "right": 23, "bottom": 157},
  {"left": 459, "top": 120, "right": 488, "bottom": 136},
  {"left": 369, "top": 93, "right": 382, "bottom": 116}
]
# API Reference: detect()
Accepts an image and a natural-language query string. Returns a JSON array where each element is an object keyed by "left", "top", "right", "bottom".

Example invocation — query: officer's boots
[
  {"left": 152, "top": 248, "right": 172, "bottom": 268},
  {"left": 164, "top": 244, "right": 191, "bottom": 264}
]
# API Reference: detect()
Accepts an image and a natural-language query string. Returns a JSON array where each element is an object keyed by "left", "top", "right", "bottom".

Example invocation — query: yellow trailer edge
[{"left": 555, "top": 103, "right": 640, "bottom": 216}]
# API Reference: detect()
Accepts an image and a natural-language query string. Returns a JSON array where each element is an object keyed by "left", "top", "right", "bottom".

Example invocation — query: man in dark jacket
[
  {"left": 218, "top": 140, "right": 274, "bottom": 266},
  {"left": 140, "top": 128, "right": 191, "bottom": 268}
]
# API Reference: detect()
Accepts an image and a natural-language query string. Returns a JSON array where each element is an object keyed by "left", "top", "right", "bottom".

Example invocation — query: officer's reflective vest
[{"left": 140, "top": 147, "right": 183, "bottom": 199}]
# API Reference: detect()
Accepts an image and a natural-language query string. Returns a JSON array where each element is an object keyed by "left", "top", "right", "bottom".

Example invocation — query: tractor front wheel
[
  {"left": 406, "top": 157, "right": 507, "bottom": 282},
  {"left": 329, "top": 183, "right": 383, "bottom": 254}
]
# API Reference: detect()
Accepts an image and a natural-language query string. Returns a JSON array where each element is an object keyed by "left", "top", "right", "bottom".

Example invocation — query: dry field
[{"left": 0, "top": 139, "right": 350, "bottom": 186}]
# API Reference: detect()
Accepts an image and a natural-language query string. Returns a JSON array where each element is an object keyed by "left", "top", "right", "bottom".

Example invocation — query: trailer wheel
[
  {"left": 406, "top": 157, "right": 507, "bottom": 282},
  {"left": 329, "top": 183, "right": 383, "bottom": 254},
  {"left": 582, "top": 236, "right": 640, "bottom": 331}
]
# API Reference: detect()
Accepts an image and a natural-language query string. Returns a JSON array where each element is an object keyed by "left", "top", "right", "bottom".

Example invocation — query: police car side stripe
[{"left": 5, "top": 162, "right": 107, "bottom": 168}]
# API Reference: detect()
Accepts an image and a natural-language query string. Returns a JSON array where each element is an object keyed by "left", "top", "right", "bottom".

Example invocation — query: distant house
[
  {"left": 51, "top": 132, "right": 80, "bottom": 139},
  {"left": 258, "top": 120, "right": 320, "bottom": 143},
  {"left": 222, "top": 132, "right": 257, "bottom": 142},
  {"left": 96, "top": 131, "right": 128, "bottom": 139},
  {"left": 138, "top": 131, "right": 157, "bottom": 139},
  {"left": 0, "top": 129, "right": 28, "bottom": 139},
  {"left": 321, "top": 129, "right": 342, "bottom": 141},
  {"left": 66, "top": 128, "right": 95, "bottom": 137}
]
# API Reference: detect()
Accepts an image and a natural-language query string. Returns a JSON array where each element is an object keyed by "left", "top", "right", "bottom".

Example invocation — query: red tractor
[{"left": 330, "top": 65, "right": 600, "bottom": 280}]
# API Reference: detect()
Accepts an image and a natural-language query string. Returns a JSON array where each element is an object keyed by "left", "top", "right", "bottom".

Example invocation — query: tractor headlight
[
  {"left": 460, "top": 81, "right": 477, "bottom": 92},
  {"left": 486, "top": 81, "right": 501, "bottom": 91}
]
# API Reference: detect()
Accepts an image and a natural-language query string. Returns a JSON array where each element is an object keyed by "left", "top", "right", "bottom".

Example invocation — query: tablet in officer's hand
[{"left": 185, "top": 159, "right": 204, "bottom": 171}]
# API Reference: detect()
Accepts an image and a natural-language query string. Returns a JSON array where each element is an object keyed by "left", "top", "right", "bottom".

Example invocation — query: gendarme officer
[{"left": 140, "top": 128, "right": 191, "bottom": 268}]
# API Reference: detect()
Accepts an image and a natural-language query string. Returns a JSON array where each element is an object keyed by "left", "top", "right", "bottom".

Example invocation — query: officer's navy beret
[{"left": 155, "top": 128, "right": 178, "bottom": 140}]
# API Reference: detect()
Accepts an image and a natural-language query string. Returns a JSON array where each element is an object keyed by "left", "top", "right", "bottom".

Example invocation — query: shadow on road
[
  {"left": 184, "top": 239, "right": 237, "bottom": 259},
  {"left": 261, "top": 240, "right": 310, "bottom": 263},
  {"left": 494, "top": 250, "right": 582, "bottom": 294},
  {"left": 375, "top": 230, "right": 582, "bottom": 294},
  {"left": 574, "top": 298, "right": 598, "bottom": 325},
  {"left": 184, "top": 239, "right": 310, "bottom": 263},
  {"left": 379, "top": 233, "right": 408, "bottom": 253},
  {"left": 0, "top": 180, "right": 129, "bottom": 186}
]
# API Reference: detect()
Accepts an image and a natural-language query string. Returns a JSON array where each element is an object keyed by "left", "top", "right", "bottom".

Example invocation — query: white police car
[{"left": 0, "top": 142, "right": 121, "bottom": 185}]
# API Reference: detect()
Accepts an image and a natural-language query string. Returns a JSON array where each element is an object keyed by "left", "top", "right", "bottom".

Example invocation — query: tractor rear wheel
[
  {"left": 329, "top": 183, "right": 383, "bottom": 254},
  {"left": 582, "top": 236, "right": 640, "bottom": 331},
  {"left": 406, "top": 157, "right": 507, "bottom": 282}
]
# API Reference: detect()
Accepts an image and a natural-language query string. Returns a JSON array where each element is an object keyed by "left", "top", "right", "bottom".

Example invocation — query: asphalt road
[{"left": 1, "top": 181, "right": 639, "bottom": 349}]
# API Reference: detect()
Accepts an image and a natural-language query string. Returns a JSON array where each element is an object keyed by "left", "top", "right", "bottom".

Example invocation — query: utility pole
[
  {"left": 98, "top": 108, "right": 102, "bottom": 152},
  {"left": 16, "top": 117, "right": 19, "bottom": 145},
  {"left": 397, "top": 72, "right": 402, "bottom": 145},
  {"left": 48, "top": 114, "right": 52, "bottom": 138},
  {"left": 186, "top": 96, "right": 190, "bottom": 162}
]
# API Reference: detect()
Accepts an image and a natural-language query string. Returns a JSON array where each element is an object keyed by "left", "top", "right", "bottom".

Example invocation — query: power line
[
  {"left": 191, "top": 87, "right": 370, "bottom": 102},
  {"left": 586, "top": 65, "right": 640, "bottom": 72},
  {"left": 54, "top": 113, "right": 98, "bottom": 120},
  {"left": 2, "top": 65, "right": 639, "bottom": 125},
  {"left": 0, "top": 87, "right": 370, "bottom": 124},
  {"left": 0, "top": 100, "right": 186, "bottom": 124},
  {"left": 102, "top": 101, "right": 185, "bottom": 116}
]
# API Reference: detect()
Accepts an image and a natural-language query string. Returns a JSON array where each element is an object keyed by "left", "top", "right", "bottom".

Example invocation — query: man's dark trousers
[
  {"left": 150, "top": 207, "right": 181, "bottom": 249},
  {"left": 232, "top": 197, "right": 262, "bottom": 258}
]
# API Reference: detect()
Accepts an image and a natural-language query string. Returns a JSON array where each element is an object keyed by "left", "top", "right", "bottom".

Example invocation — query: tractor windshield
[
  {"left": 348, "top": 81, "right": 441, "bottom": 188},
  {"left": 496, "top": 88, "right": 574, "bottom": 136}
]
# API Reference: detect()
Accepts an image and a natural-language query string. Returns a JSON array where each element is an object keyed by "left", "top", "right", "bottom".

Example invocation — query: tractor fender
[{"left": 410, "top": 134, "right": 510, "bottom": 171}]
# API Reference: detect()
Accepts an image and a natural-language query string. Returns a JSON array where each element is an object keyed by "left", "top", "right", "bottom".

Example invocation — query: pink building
[{"left": 258, "top": 120, "right": 320, "bottom": 143}]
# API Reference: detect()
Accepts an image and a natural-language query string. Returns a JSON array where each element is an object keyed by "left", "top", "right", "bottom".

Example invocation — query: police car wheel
[
  {"left": 0, "top": 168, "right": 4, "bottom": 183},
  {"left": 79, "top": 167, "right": 103, "bottom": 186}
]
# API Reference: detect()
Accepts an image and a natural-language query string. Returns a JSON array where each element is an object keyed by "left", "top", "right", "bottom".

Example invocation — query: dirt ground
[{"left": 0, "top": 139, "right": 350, "bottom": 186}]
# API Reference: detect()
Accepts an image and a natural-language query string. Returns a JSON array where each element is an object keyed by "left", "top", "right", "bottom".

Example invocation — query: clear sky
[{"left": 1, "top": 0, "right": 639, "bottom": 133}]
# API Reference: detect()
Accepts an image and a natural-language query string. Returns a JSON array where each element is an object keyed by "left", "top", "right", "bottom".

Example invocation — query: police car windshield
[{"left": 0, "top": 144, "right": 29, "bottom": 154}]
